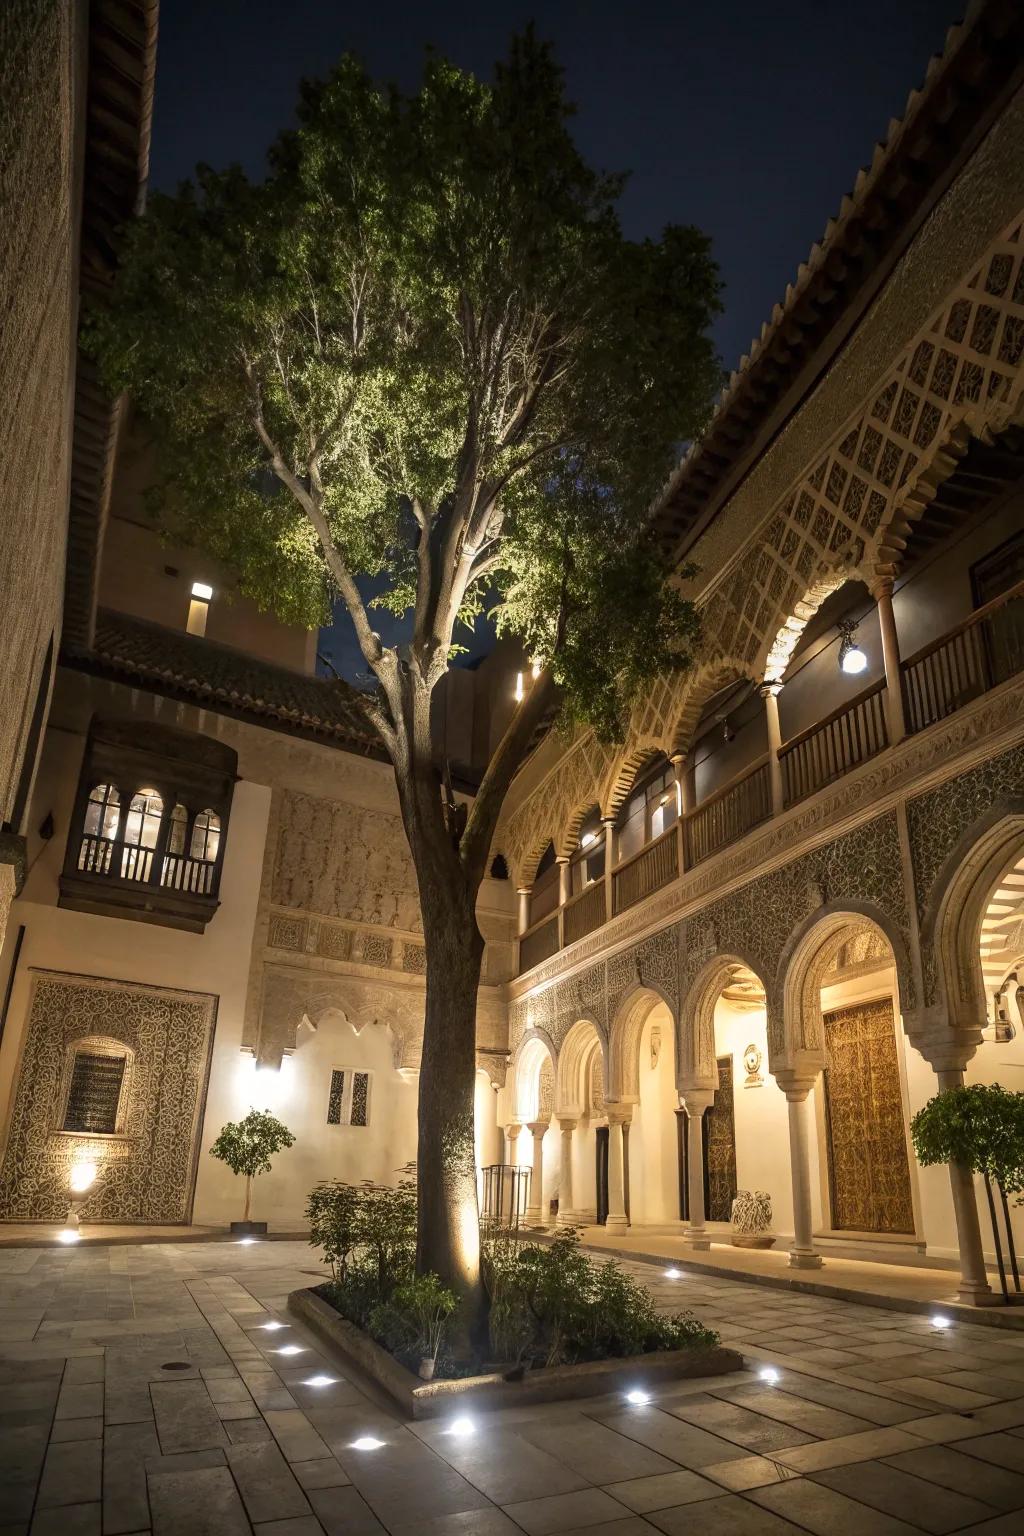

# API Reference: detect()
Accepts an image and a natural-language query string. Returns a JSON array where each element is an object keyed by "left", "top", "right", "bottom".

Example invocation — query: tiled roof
[
  {"left": 64, "top": 609, "right": 382, "bottom": 756},
  {"left": 651, "top": 0, "right": 1024, "bottom": 566}
]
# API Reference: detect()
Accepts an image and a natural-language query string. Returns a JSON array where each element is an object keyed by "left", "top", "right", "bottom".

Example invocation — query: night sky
[{"left": 148, "top": 0, "right": 961, "bottom": 676}]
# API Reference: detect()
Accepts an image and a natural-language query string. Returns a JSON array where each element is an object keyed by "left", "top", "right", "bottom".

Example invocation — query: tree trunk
[
  {"left": 415, "top": 868, "right": 486, "bottom": 1344},
  {"left": 244, "top": 1174, "right": 252, "bottom": 1225}
]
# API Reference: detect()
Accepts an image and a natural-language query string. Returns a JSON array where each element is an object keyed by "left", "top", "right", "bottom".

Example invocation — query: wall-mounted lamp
[
  {"left": 187, "top": 580, "right": 214, "bottom": 638},
  {"left": 580, "top": 830, "right": 597, "bottom": 849},
  {"left": 838, "top": 618, "right": 868, "bottom": 676}
]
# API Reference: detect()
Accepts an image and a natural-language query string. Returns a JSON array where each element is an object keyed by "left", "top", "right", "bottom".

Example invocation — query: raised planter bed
[{"left": 288, "top": 1285, "right": 744, "bottom": 1419}]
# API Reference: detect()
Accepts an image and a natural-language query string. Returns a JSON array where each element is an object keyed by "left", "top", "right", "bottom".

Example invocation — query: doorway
[
  {"left": 823, "top": 999, "right": 914, "bottom": 1233},
  {"left": 595, "top": 1126, "right": 609, "bottom": 1225}
]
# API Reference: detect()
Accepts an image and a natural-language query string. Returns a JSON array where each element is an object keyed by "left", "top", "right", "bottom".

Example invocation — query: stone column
[
  {"left": 936, "top": 1065, "right": 992, "bottom": 1303},
  {"left": 517, "top": 888, "right": 530, "bottom": 935},
  {"left": 556, "top": 1118, "right": 577, "bottom": 1225},
  {"left": 777, "top": 1072, "right": 823, "bottom": 1269},
  {"left": 556, "top": 857, "right": 570, "bottom": 946},
  {"left": 605, "top": 1108, "right": 630, "bottom": 1235},
  {"left": 670, "top": 752, "right": 690, "bottom": 870},
  {"left": 603, "top": 817, "right": 616, "bottom": 922},
  {"left": 524, "top": 1120, "right": 549, "bottom": 1226},
  {"left": 679, "top": 1089, "right": 714, "bottom": 1250},
  {"left": 761, "top": 682, "right": 785, "bottom": 814},
  {"left": 871, "top": 576, "right": 906, "bottom": 745}
]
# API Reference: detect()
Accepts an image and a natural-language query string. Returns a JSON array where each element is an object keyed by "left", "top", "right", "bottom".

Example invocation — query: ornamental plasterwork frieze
[
  {"left": 498, "top": 213, "right": 1024, "bottom": 889},
  {"left": 0, "top": 972, "right": 217, "bottom": 1223},
  {"left": 272, "top": 787, "right": 421, "bottom": 931},
  {"left": 252, "top": 963, "right": 424, "bottom": 1073}
]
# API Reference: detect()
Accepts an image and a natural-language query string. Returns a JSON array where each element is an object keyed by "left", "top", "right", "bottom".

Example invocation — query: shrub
[{"left": 368, "top": 1273, "right": 458, "bottom": 1364}]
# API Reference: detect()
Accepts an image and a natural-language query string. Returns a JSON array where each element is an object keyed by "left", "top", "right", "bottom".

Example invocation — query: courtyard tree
[
  {"left": 210, "top": 1109, "right": 296, "bottom": 1231},
  {"left": 88, "top": 33, "right": 720, "bottom": 1334}
]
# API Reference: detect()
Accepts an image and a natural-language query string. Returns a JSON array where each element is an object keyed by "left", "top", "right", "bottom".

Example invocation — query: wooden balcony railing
[
  {"left": 76, "top": 834, "right": 216, "bottom": 896},
  {"left": 613, "top": 826, "right": 679, "bottom": 915},
  {"left": 902, "top": 578, "right": 1024, "bottom": 735},
  {"left": 563, "top": 878, "right": 606, "bottom": 946},
  {"left": 683, "top": 757, "right": 772, "bottom": 867},
  {"left": 518, "top": 912, "right": 560, "bottom": 973},
  {"left": 780, "top": 679, "right": 888, "bottom": 806},
  {"left": 161, "top": 851, "right": 217, "bottom": 895}
]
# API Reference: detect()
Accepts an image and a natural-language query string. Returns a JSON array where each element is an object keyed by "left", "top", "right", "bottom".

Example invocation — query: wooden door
[
  {"left": 823, "top": 999, "right": 914, "bottom": 1234},
  {"left": 595, "top": 1126, "right": 609, "bottom": 1225},
  {"left": 706, "top": 1056, "right": 738, "bottom": 1222}
]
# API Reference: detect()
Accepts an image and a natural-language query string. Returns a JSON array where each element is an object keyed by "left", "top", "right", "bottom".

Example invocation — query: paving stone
[
  {"left": 50, "top": 1416, "right": 103, "bottom": 1442},
  {"left": 666, "top": 1396, "right": 816, "bottom": 1452},
  {"left": 291, "top": 1457, "right": 351, "bottom": 1490},
  {"left": 750, "top": 1476, "right": 922, "bottom": 1534},
  {"left": 28, "top": 1504, "right": 101, "bottom": 1535},
  {"left": 893, "top": 1377, "right": 996, "bottom": 1410},
  {"left": 389, "top": 1511, "right": 521, "bottom": 1536},
  {"left": 772, "top": 1426, "right": 927, "bottom": 1473},
  {"left": 56, "top": 1383, "right": 104, "bottom": 1420},
  {"left": 263, "top": 1409, "right": 332, "bottom": 1463},
  {"left": 603, "top": 1468, "right": 722, "bottom": 1512},
  {"left": 150, "top": 1380, "right": 227, "bottom": 1454},
  {"left": 884, "top": 1444, "right": 1024, "bottom": 1509},
  {"left": 596, "top": 1407, "right": 751, "bottom": 1469},
  {"left": 516, "top": 1416, "right": 680, "bottom": 1483},
  {"left": 36, "top": 1439, "right": 102, "bottom": 1509},
  {"left": 646, "top": 1493, "right": 806, "bottom": 1534},
  {"left": 227, "top": 1437, "right": 312, "bottom": 1520},
  {"left": 501, "top": 1486, "right": 630, "bottom": 1534},
  {"left": 146, "top": 1464, "right": 250, "bottom": 1536},
  {"left": 253, "top": 1521, "right": 325, "bottom": 1536},
  {"left": 701, "top": 1456, "right": 802, "bottom": 1492},
  {"left": 713, "top": 1384, "right": 874, "bottom": 1438},
  {"left": 409, "top": 1423, "right": 589, "bottom": 1505},
  {"left": 957, "top": 1430, "right": 1024, "bottom": 1472},
  {"left": 226, "top": 1415, "right": 273, "bottom": 1443},
  {"left": 812, "top": 1459, "right": 997, "bottom": 1533},
  {"left": 307, "top": 1485, "right": 386, "bottom": 1534},
  {"left": 144, "top": 1448, "right": 226, "bottom": 1473}
]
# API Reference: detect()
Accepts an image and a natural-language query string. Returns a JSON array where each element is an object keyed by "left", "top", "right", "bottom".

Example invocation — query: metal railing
[
  {"left": 902, "top": 578, "right": 1024, "bottom": 735},
  {"left": 779, "top": 679, "right": 889, "bottom": 806},
  {"left": 562, "top": 878, "right": 606, "bottom": 946},
  {"left": 683, "top": 757, "right": 772, "bottom": 867},
  {"left": 518, "top": 912, "right": 560, "bottom": 973},
  {"left": 480, "top": 1164, "right": 531, "bottom": 1232},
  {"left": 612, "top": 826, "right": 679, "bottom": 915}
]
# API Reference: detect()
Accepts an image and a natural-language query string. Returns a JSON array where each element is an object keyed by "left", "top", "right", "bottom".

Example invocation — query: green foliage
[
  {"left": 307, "top": 1178, "right": 416, "bottom": 1288},
  {"left": 482, "top": 1228, "right": 718, "bottom": 1367},
  {"left": 208, "top": 1109, "right": 295, "bottom": 1180},
  {"left": 911, "top": 1084, "right": 1024, "bottom": 1194},
  {"left": 368, "top": 1273, "right": 459, "bottom": 1362},
  {"left": 86, "top": 31, "right": 720, "bottom": 739}
]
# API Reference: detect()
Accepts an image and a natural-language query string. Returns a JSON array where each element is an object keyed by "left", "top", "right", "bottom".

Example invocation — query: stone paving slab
[{"left": 4, "top": 1238, "right": 1024, "bottom": 1533}]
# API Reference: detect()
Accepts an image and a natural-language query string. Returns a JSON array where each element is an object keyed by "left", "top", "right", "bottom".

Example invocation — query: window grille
[
  {"left": 63, "top": 1051, "right": 126, "bottom": 1134},
  {"left": 326, "top": 1068, "right": 371, "bottom": 1126}
]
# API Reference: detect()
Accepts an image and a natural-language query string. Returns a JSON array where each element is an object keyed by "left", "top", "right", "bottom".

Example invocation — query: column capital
[
  {"left": 557, "top": 1117, "right": 578, "bottom": 1134},
  {"left": 527, "top": 1119, "right": 551, "bottom": 1137},
  {"left": 605, "top": 1103, "right": 633, "bottom": 1127},
  {"left": 760, "top": 679, "right": 784, "bottom": 699},
  {"left": 505, "top": 1121, "right": 522, "bottom": 1141},
  {"left": 774, "top": 1068, "right": 819, "bottom": 1101},
  {"left": 678, "top": 1088, "right": 715, "bottom": 1115},
  {"left": 670, "top": 750, "right": 687, "bottom": 766},
  {"left": 868, "top": 573, "right": 895, "bottom": 601}
]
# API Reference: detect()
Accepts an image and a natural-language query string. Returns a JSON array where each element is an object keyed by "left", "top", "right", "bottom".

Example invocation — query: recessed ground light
[
  {"left": 665, "top": 1268, "right": 682, "bottom": 1279},
  {"left": 758, "top": 1366, "right": 780, "bottom": 1384},
  {"left": 305, "top": 1375, "right": 336, "bottom": 1388},
  {"left": 447, "top": 1417, "right": 475, "bottom": 1437},
  {"left": 57, "top": 1230, "right": 81, "bottom": 1244},
  {"left": 191, "top": 580, "right": 214, "bottom": 601},
  {"left": 276, "top": 1345, "right": 304, "bottom": 1356},
  {"left": 237, "top": 1237, "right": 258, "bottom": 1246},
  {"left": 931, "top": 1315, "right": 952, "bottom": 1330},
  {"left": 351, "top": 1436, "right": 385, "bottom": 1451},
  {"left": 262, "top": 1321, "right": 285, "bottom": 1331},
  {"left": 625, "top": 1389, "right": 649, "bottom": 1405}
]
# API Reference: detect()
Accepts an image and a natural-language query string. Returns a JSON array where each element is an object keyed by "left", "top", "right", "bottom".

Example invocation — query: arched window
[
  {"left": 79, "top": 784, "right": 120, "bottom": 873},
  {"left": 528, "top": 842, "right": 559, "bottom": 926},
  {"left": 617, "top": 759, "right": 677, "bottom": 864},
  {"left": 121, "top": 788, "right": 163, "bottom": 882},
  {"left": 190, "top": 809, "right": 221, "bottom": 864},
  {"left": 569, "top": 809, "right": 604, "bottom": 896}
]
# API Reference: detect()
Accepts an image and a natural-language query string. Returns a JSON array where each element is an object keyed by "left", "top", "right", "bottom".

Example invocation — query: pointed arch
[
  {"left": 668, "top": 657, "right": 751, "bottom": 756},
  {"left": 762, "top": 565, "right": 861, "bottom": 685},
  {"left": 555, "top": 1017, "right": 606, "bottom": 1117},
  {"left": 600, "top": 742, "right": 666, "bottom": 821},
  {"left": 512, "top": 1028, "right": 557, "bottom": 1122}
]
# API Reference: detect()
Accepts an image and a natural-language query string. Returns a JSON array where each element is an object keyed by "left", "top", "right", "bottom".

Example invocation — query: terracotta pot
[{"left": 418, "top": 1357, "right": 436, "bottom": 1380}]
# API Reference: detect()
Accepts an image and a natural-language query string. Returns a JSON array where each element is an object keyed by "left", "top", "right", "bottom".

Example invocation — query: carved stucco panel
[
  {"left": 0, "top": 973, "right": 217, "bottom": 1223},
  {"left": 272, "top": 789, "right": 420, "bottom": 931}
]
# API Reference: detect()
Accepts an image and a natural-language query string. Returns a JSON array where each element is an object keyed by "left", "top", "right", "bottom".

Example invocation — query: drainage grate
[{"left": 161, "top": 1361, "right": 193, "bottom": 1371}]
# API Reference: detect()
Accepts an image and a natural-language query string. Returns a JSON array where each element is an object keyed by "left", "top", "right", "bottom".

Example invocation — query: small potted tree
[{"left": 210, "top": 1108, "right": 295, "bottom": 1235}]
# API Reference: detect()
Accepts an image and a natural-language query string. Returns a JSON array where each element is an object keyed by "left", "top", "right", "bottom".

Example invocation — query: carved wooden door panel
[
  {"left": 823, "top": 999, "right": 914, "bottom": 1234},
  {"left": 706, "top": 1056, "right": 738, "bottom": 1222}
]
